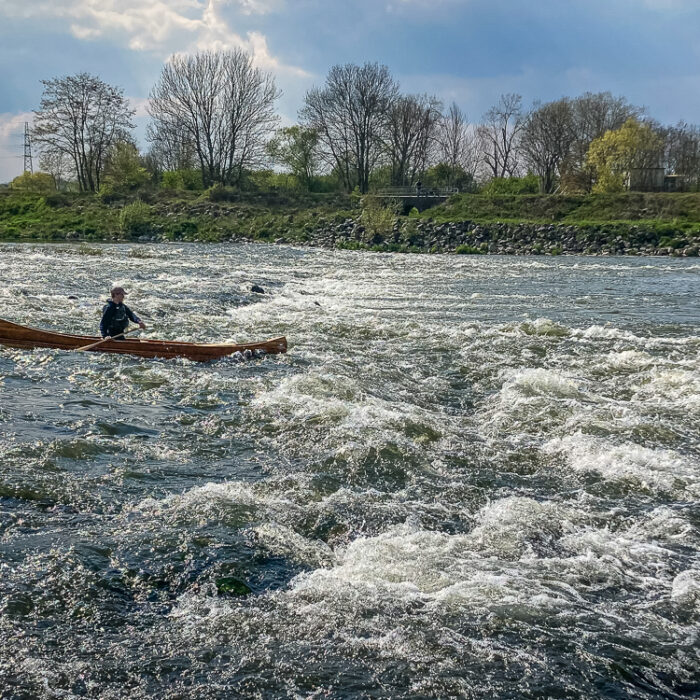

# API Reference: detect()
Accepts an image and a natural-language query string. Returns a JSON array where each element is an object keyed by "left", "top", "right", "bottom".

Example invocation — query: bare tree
[
  {"left": 39, "top": 150, "right": 72, "bottom": 191},
  {"left": 521, "top": 98, "right": 576, "bottom": 193},
  {"left": 33, "top": 73, "right": 135, "bottom": 192},
  {"left": 664, "top": 121, "right": 700, "bottom": 189},
  {"left": 146, "top": 122, "right": 198, "bottom": 173},
  {"left": 477, "top": 93, "right": 526, "bottom": 179},
  {"left": 148, "top": 49, "right": 280, "bottom": 188},
  {"left": 301, "top": 62, "right": 399, "bottom": 193},
  {"left": 384, "top": 94, "right": 442, "bottom": 186},
  {"left": 437, "top": 102, "right": 479, "bottom": 185}
]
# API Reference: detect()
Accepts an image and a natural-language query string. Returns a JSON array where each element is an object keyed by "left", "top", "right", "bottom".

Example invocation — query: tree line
[{"left": 19, "top": 51, "right": 700, "bottom": 196}]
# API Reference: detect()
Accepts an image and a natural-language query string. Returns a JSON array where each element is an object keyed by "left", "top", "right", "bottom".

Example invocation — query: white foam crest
[
  {"left": 671, "top": 570, "right": 700, "bottom": 609},
  {"left": 603, "top": 349, "right": 655, "bottom": 370},
  {"left": 132, "top": 480, "right": 299, "bottom": 525},
  {"left": 627, "top": 507, "right": 696, "bottom": 543},
  {"left": 574, "top": 324, "right": 700, "bottom": 349},
  {"left": 560, "top": 528, "right": 681, "bottom": 574},
  {"left": 576, "top": 325, "right": 646, "bottom": 342},
  {"left": 501, "top": 367, "right": 583, "bottom": 398},
  {"left": 631, "top": 368, "right": 700, "bottom": 414},
  {"left": 253, "top": 523, "right": 335, "bottom": 568},
  {"left": 543, "top": 433, "right": 699, "bottom": 496},
  {"left": 466, "top": 496, "right": 571, "bottom": 559},
  {"left": 519, "top": 317, "right": 571, "bottom": 337},
  {"left": 251, "top": 371, "right": 355, "bottom": 424},
  {"left": 478, "top": 367, "right": 588, "bottom": 441},
  {"left": 288, "top": 515, "right": 582, "bottom": 615},
  {"left": 290, "top": 524, "right": 471, "bottom": 599},
  {"left": 251, "top": 369, "right": 448, "bottom": 449}
]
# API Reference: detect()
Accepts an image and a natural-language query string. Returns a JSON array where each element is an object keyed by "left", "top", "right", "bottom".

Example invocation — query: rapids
[{"left": 0, "top": 243, "right": 699, "bottom": 698}]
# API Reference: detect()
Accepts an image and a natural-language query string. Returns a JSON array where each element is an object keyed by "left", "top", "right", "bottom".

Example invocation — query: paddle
[{"left": 76, "top": 326, "right": 142, "bottom": 352}]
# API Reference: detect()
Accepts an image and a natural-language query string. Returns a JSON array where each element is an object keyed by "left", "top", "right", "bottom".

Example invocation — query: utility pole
[{"left": 23, "top": 122, "right": 33, "bottom": 174}]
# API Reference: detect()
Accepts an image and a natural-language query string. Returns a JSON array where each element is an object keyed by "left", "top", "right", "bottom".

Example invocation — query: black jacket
[{"left": 100, "top": 300, "right": 141, "bottom": 337}]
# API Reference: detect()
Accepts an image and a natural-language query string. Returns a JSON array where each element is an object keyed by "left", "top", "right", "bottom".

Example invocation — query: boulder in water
[{"left": 251, "top": 284, "right": 265, "bottom": 294}]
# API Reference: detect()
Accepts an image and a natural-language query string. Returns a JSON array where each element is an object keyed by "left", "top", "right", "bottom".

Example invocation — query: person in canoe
[{"left": 100, "top": 286, "right": 146, "bottom": 340}]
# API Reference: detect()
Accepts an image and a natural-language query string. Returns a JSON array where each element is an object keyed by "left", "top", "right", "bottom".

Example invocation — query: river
[{"left": 1, "top": 243, "right": 699, "bottom": 699}]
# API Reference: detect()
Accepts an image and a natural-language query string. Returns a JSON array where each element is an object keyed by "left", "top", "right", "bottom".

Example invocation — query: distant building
[
  {"left": 626, "top": 167, "right": 695, "bottom": 192},
  {"left": 627, "top": 167, "right": 665, "bottom": 192}
]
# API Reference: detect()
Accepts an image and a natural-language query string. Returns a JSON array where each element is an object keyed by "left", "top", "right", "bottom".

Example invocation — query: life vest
[{"left": 106, "top": 302, "right": 129, "bottom": 335}]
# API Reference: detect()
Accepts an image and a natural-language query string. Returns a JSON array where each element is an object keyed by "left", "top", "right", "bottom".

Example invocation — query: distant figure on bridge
[{"left": 416, "top": 180, "right": 422, "bottom": 197}]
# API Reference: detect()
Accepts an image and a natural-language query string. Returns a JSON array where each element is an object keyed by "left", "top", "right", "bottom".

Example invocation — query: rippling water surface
[{"left": 1, "top": 243, "right": 699, "bottom": 699}]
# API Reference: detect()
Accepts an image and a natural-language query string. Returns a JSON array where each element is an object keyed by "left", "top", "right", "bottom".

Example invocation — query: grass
[
  {"left": 0, "top": 189, "right": 358, "bottom": 243},
  {"left": 427, "top": 192, "right": 700, "bottom": 228}
]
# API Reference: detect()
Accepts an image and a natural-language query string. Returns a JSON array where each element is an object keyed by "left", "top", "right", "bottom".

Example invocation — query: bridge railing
[{"left": 373, "top": 186, "right": 459, "bottom": 197}]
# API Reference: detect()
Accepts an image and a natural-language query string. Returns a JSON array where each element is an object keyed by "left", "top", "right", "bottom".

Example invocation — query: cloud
[
  {"left": 1, "top": 0, "right": 307, "bottom": 75},
  {"left": 127, "top": 97, "right": 151, "bottom": 119},
  {"left": 0, "top": 112, "right": 33, "bottom": 183},
  {"left": 237, "top": 0, "right": 283, "bottom": 14}
]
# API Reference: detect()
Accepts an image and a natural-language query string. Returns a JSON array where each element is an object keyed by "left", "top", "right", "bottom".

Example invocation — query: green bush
[
  {"left": 161, "top": 169, "right": 204, "bottom": 191},
  {"left": 10, "top": 172, "right": 56, "bottom": 193},
  {"left": 207, "top": 185, "right": 237, "bottom": 202},
  {"left": 44, "top": 192, "right": 72, "bottom": 208},
  {"left": 480, "top": 174, "right": 540, "bottom": 196},
  {"left": 119, "top": 200, "right": 152, "bottom": 237},
  {"left": 359, "top": 196, "right": 397, "bottom": 242}
]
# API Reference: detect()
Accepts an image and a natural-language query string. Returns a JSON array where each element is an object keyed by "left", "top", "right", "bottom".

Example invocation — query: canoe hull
[{"left": 0, "top": 319, "right": 287, "bottom": 362}]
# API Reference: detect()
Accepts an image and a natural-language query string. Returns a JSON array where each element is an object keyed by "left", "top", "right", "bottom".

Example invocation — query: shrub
[
  {"left": 119, "top": 200, "right": 152, "bottom": 237},
  {"left": 480, "top": 174, "right": 540, "bottom": 196},
  {"left": 359, "top": 196, "right": 397, "bottom": 242},
  {"left": 161, "top": 169, "right": 204, "bottom": 191},
  {"left": 207, "top": 185, "right": 237, "bottom": 202},
  {"left": 44, "top": 192, "right": 72, "bottom": 208},
  {"left": 10, "top": 172, "right": 56, "bottom": 193}
]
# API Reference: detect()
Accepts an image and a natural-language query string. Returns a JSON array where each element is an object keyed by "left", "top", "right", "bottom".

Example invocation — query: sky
[{"left": 1, "top": 0, "right": 699, "bottom": 182}]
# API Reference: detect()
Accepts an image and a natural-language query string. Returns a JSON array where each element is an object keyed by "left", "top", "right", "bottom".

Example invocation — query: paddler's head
[{"left": 110, "top": 286, "right": 127, "bottom": 303}]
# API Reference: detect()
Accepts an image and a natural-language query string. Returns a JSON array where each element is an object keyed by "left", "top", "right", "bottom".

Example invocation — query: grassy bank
[
  {"left": 1, "top": 190, "right": 699, "bottom": 255},
  {"left": 0, "top": 189, "right": 357, "bottom": 243},
  {"left": 427, "top": 192, "right": 700, "bottom": 232}
]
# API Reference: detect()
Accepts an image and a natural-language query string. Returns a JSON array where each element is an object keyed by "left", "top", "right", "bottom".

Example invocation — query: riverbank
[{"left": 1, "top": 189, "right": 699, "bottom": 255}]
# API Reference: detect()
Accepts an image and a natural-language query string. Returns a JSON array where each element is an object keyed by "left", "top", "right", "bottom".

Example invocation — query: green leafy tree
[
  {"left": 101, "top": 142, "right": 150, "bottom": 193},
  {"left": 10, "top": 171, "right": 56, "bottom": 193},
  {"left": 161, "top": 169, "right": 204, "bottom": 191},
  {"left": 266, "top": 126, "right": 320, "bottom": 190},
  {"left": 587, "top": 118, "right": 664, "bottom": 193}
]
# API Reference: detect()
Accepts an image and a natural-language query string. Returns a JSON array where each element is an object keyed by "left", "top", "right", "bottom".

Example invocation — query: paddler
[{"left": 100, "top": 286, "right": 147, "bottom": 339}]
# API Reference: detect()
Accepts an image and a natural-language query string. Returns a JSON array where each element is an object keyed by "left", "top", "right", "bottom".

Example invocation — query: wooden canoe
[{"left": 0, "top": 318, "right": 287, "bottom": 362}]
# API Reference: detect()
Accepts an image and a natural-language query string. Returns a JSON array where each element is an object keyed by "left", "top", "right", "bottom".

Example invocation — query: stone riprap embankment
[{"left": 300, "top": 218, "right": 700, "bottom": 256}]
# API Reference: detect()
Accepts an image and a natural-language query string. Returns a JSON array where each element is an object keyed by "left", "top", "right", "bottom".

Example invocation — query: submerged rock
[{"left": 215, "top": 577, "right": 251, "bottom": 596}]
